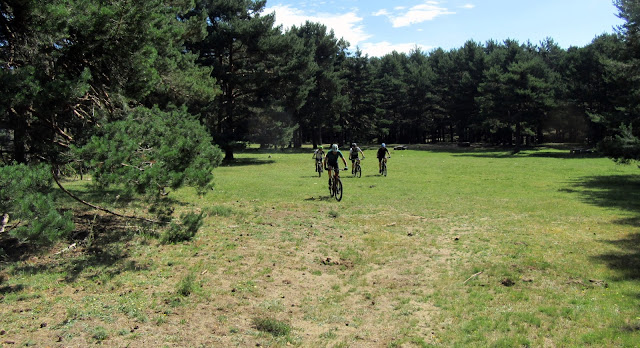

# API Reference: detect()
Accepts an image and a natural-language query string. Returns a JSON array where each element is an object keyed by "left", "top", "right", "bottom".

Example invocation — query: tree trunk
[
  {"left": 13, "top": 126, "right": 26, "bottom": 164},
  {"left": 515, "top": 122, "right": 522, "bottom": 150},
  {"left": 313, "top": 126, "right": 322, "bottom": 147},
  {"left": 536, "top": 125, "right": 544, "bottom": 144},
  {"left": 294, "top": 128, "right": 302, "bottom": 148},
  {"left": 224, "top": 147, "right": 234, "bottom": 161}
]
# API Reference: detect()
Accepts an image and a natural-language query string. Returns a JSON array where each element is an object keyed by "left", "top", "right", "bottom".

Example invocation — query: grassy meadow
[{"left": 2, "top": 144, "right": 640, "bottom": 347}]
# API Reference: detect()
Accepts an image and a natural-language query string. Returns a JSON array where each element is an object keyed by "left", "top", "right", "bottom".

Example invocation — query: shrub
[
  {"left": 161, "top": 212, "right": 204, "bottom": 244},
  {"left": 91, "top": 326, "right": 108, "bottom": 341},
  {"left": 206, "top": 205, "right": 234, "bottom": 217},
  {"left": 0, "top": 163, "right": 74, "bottom": 245},
  {"left": 252, "top": 317, "right": 291, "bottom": 336},
  {"left": 176, "top": 273, "right": 197, "bottom": 297}
]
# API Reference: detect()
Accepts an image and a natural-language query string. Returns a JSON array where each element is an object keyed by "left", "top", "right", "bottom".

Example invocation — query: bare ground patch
[{"left": 0, "top": 203, "right": 461, "bottom": 347}]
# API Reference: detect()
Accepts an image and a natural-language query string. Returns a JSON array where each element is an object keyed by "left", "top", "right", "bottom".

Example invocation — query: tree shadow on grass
[
  {"left": 53, "top": 181, "right": 189, "bottom": 213},
  {"left": 563, "top": 175, "right": 640, "bottom": 281},
  {"left": 0, "top": 284, "right": 26, "bottom": 295},
  {"left": 221, "top": 157, "right": 275, "bottom": 167},
  {"left": 592, "top": 234, "right": 640, "bottom": 280},
  {"left": 60, "top": 213, "right": 153, "bottom": 284},
  {"left": 564, "top": 175, "right": 640, "bottom": 215},
  {"left": 402, "top": 143, "right": 603, "bottom": 159},
  {"left": 304, "top": 196, "right": 333, "bottom": 202},
  {"left": 52, "top": 184, "right": 136, "bottom": 210},
  {"left": 242, "top": 147, "right": 313, "bottom": 155},
  {"left": 2, "top": 213, "right": 151, "bottom": 287},
  {"left": 451, "top": 149, "right": 603, "bottom": 159}
]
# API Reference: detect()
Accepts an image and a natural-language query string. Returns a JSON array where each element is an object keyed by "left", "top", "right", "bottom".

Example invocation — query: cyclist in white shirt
[{"left": 349, "top": 143, "right": 364, "bottom": 174}]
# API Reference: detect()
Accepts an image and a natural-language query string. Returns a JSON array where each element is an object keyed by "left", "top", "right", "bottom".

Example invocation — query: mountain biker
[
  {"left": 377, "top": 143, "right": 391, "bottom": 174},
  {"left": 324, "top": 144, "right": 348, "bottom": 189},
  {"left": 312, "top": 145, "right": 325, "bottom": 172},
  {"left": 349, "top": 143, "right": 365, "bottom": 174}
]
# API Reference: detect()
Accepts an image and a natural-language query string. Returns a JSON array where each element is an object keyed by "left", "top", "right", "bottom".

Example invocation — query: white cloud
[
  {"left": 376, "top": 1, "right": 455, "bottom": 28},
  {"left": 267, "top": 4, "right": 372, "bottom": 46},
  {"left": 460, "top": 4, "right": 475, "bottom": 9},
  {"left": 359, "top": 41, "right": 433, "bottom": 57},
  {"left": 373, "top": 9, "right": 390, "bottom": 16}
]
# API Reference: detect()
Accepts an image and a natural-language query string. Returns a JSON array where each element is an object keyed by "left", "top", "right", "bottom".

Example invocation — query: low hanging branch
[{"left": 51, "top": 168, "right": 163, "bottom": 224}]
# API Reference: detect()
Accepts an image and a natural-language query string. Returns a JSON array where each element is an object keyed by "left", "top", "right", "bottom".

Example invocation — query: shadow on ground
[
  {"left": 564, "top": 175, "right": 640, "bottom": 281},
  {"left": 400, "top": 143, "right": 604, "bottom": 159},
  {"left": 53, "top": 180, "right": 188, "bottom": 212},
  {"left": 221, "top": 157, "right": 275, "bottom": 167},
  {"left": 304, "top": 196, "right": 333, "bottom": 202},
  {"left": 0, "top": 213, "right": 150, "bottom": 292},
  {"left": 564, "top": 175, "right": 640, "bottom": 215},
  {"left": 593, "top": 234, "right": 640, "bottom": 280}
]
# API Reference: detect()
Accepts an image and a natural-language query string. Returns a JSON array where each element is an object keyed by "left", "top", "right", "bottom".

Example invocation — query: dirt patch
[{"left": 0, "top": 204, "right": 456, "bottom": 346}]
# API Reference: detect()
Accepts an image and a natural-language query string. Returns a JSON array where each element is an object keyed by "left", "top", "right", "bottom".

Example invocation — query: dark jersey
[
  {"left": 377, "top": 147, "right": 389, "bottom": 159},
  {"left": 326, "top": 150, "right": 344, "bottom": 166}
]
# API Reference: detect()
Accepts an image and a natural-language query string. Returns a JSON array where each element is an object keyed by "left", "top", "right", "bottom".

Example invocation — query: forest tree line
[{"left": 1, "top": 0, "right": 639, "bottom": 244}]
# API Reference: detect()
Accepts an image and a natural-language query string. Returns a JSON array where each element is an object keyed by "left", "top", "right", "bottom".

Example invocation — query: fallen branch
[
  {"left": 51, "top": 168, "right": 163, "bottom": 224},
  {"left": 54, "top": 243, "right": 77, "bottom": 255},
  {"left": 463, "top": 271, "right": 483, "bottom": 284}
]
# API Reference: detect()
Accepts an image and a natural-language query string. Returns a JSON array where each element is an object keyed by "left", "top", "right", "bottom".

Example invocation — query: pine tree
[
  {"left": 190, "top": 0, "right": 285, "bottom": 160},
  {"left": 287, "top": 22, "right": 349, "bottom": 147},
  {"left": 341, "top": 49, "right": 382, "bottom": 143},
  {"left": 1, "top": 0, "right": 223, "bottom": 243}
]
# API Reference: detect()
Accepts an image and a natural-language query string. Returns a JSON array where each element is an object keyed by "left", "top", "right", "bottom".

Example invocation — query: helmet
[
  {"left": 331, "top": 144, "right": 338, "bottom": 152},
  {"left": 381, "top": 143, "right": 386, "bottom": 148},
  {"left": 352, "top": 143, "right": 357, "bottom": 147},
  {"left": 318, "top": 145, "right": 323, "bottom": 149}
]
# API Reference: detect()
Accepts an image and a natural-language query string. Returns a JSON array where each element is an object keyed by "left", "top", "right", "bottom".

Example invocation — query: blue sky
[{"left": 264, "top": 0, "right": 624, "bottom": 57}]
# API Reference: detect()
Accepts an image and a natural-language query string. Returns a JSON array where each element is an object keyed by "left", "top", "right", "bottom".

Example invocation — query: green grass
[
  {"left": 2, "top": 145, "right": 640, "bottom": 346},
  {"left": 252, "top": 317, "right": 292, "bottom": 336}
]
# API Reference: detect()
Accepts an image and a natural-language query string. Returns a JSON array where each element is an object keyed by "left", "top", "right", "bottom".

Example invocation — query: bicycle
[
  {"left": 352, "top": 158, "right": 363, "bottom": 178},
  {"left": 381, "top": 156, "right": 389, "bottom": 177},
  {"left": 328, "top": 166, "right": 346, "bottom": 201},
  {"left": 315, "top": 159, "right": 323, "bottom": 177}
]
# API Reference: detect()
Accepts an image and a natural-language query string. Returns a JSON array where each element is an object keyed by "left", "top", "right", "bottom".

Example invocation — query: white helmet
[
  {"left": 381, "top": 143, "right": 386, "bottom": 148},
  {"left": 331, "top": 144, "right": 339, "bottom": 152}
]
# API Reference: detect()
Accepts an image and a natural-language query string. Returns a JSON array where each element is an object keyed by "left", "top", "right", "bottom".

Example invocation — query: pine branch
[{"left": 51, "top": 168, "right": 164, "bottom": 225}]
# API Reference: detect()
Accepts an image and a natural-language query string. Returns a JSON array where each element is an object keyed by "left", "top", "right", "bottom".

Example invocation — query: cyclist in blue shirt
[{"left": 377, "top": 143, "right": 391, "bottom": 174}]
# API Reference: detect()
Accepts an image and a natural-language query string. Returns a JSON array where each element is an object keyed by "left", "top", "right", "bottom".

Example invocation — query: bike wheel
[
  {"left": 334, "top": 179, "right": 343, "bottom": 201},
  {"left": 317, "top": 164, "right": 322, "bottom": 177},
  {"left": 382, "top": 163, "right": 387, "bottom": 177},
  {"left": 355, "top": 164, "right": 361, "bottom": 178},
  {"left": 329, "top": 177, "right": 334, "bottom": 197}
]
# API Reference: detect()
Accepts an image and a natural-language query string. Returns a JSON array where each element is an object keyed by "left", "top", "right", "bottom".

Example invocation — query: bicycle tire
[
  {"left": 329, "top": 177, "right": 334, "bottom": 197},
  {"left": 382, "top": 162, "right": 387, "bottom": 177},
  {"left": 355, "top": 164, "right": 361, "bottom": 178},
  {"left": 317, "top": 163, "right": 322, "bottom": 177},
  {"left": 335, "top": 179, "right": 343, "bottom": 201}
]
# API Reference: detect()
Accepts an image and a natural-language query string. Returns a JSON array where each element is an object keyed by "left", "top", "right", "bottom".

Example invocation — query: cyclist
[
  {"left": 312, "top": 145, "right": 325, "bottom": 173},
  {"left": 377, "top": 143, "right": 391, "bottom": 174},
  {"left": 349, "top": 143, "right": 365, "bottom": 174},
  {"left": 323, "top": 144, "right": 348, "bottom": 189}
]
